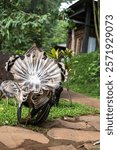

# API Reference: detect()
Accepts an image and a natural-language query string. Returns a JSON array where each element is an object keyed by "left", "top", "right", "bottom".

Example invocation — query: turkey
[{"left": 0, "top": 45, "right": 67, "bottom": 125}]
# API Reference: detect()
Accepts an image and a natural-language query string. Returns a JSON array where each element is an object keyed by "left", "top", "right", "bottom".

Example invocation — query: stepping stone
[
  {"left": 84, "top": 143, "right": 93, "bottom": 150},
  {"left": 92, "top": 145, "right": 100, "bottom": 150},
  {"left": 0, "top": 142, "right": 9, "bottom": 150},
  {"left": 48, "top": 144, "right": 76, "bottom": 150},
  {"left": 79, "top": 115, "right": 99, "bottom": 122},
  {"left": 0, "top": 126, "right": 49, "bottom": 148},
  {"left": 78, "top": 143, "right": 100, "bottom": 150},
  {"left": 42, "top": 119, "right": 92, "bottom": 130},
  {"left": 59, "top": 119, "right": 92, "bottom": 130},
  {"left": 47, "top": 128, "right": 99, "bottom": 143},
  {"left": 79, "top": 115, "right": 100, "bottom": 131},
  {"left": 78, "top": 143, "right": 93, "bottom": 150}
]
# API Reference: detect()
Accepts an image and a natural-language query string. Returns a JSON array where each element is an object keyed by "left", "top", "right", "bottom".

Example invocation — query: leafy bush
[
  {"left": 46, "top": 48, "right": 72, "bottom": 64},
  {"left": 0, "top": 0, "right": 72, "bottom": 52},
  {"left": 0, "top": 9, "right": 49, "bottom": 52},
  {"left": 65, "top": 51, "right": 100, "bottom": 98}
]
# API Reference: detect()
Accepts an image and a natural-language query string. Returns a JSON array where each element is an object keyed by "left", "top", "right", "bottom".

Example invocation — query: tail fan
[{"left": 6, "top": 46, "right": 62, "bottom": 94}]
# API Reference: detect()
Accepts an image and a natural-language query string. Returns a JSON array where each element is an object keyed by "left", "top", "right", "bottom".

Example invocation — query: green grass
[
  {"left": 49, "top": 100, "right": 99, "bottom": 119},
  {"left": 0, "top": 99, "right": 29, "bottom": 126},
  {"left": 0, "top": 99, "right": 99, "bottom": 126},
  {"left": 66, "top": 82, "right": 100, "bottom": 99},
  {"left": 64, "top": 51, "right": 100, "bottom": 98}
]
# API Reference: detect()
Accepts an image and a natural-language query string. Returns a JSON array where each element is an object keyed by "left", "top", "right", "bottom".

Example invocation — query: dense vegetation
[
  {"left": 0, "top": 0, "right": 72, "bottom": 52},
  {"left": 65, "top": 51, "right": 100, "bottom": 98}
]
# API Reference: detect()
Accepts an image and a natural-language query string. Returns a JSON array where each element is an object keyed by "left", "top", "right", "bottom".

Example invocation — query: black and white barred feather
[{"left": 1, "top": 45, "right": 68, "bottom": 109}]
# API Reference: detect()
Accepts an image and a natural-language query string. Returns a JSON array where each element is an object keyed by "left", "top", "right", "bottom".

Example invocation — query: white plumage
[
  {"left": 0, "top": 45, "right": 68, "bottom": 124},
  {"left": 9, "top": 47, "right": 61, "bottom": 92},
  {"left": 3, "top": 46, "right": 67, "bottom": 109}
]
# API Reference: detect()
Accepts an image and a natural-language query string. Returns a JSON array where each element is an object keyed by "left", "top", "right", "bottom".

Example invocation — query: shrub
[{"left": 65, "top": 51, "right": 100, "bottom": 98}]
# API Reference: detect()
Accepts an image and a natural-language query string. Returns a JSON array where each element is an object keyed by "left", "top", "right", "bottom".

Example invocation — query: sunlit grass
[{"left": 0, "top": 98, "right": 99, "bottom": 126}]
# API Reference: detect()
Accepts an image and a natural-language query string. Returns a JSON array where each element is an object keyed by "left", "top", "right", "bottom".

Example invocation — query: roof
[
  {"left": 67, "top": 0, "right": 97, "bottom": 25},
  {"left": 68, "top": 0, "right": 97, "bottom": 9}
]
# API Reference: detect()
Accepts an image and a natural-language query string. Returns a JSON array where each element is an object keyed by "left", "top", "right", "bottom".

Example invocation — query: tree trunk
[{"left": 93, "top": 0, "right": 100, "bottom": 48}]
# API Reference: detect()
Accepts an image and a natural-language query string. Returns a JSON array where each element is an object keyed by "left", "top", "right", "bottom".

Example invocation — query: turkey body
[{"left": 0, "top": 45, "right": 67, "bottom": 124}]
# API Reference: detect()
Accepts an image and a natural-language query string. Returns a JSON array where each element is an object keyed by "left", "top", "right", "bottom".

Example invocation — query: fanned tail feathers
[
  {"left": 6, "top": 46, "right": 63, "bottom": 93},
  {"left": 4, "top": 45, "right": 68, "bottom": 108}
]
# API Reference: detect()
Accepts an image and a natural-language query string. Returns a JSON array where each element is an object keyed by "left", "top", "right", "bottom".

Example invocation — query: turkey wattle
[{"left": 0, "top": 45, "right": 68, "bottom": 124}]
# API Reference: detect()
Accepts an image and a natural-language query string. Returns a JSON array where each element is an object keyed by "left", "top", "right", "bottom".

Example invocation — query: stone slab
[
  {"left": 0, "top": 126, "right": 49, "bottom": 148},
  {"left": 79, "top": 115, "right": 100, "bottom": 131},
  {"left": 48, "top": 144, "right": 76, "bottom": 150},
  {"left": 59, "top": 119, "right": 91, "bottom": 130},
  {"left": 47, "top": 128, "right": 100, "bottom": 143}
]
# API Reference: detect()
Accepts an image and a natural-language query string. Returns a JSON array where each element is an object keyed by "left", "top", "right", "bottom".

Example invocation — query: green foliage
[
  {"left": 61, "top": 48, "right": 73, "bottom": 70},
  {"left": 0, "top": 99, "right": 99, "bottom": 126},
  {"left": 0, "top": 0, "right": 74, "bottom": 52},
  {"left": 46, "top": 47, "right": 72, "bottom": 61},
  {"left": 64, "top": 51, "right": 100, "bottom": 98},
  {"left": 46, "top": 48, "right": 61, "bottom": 60},
  {"left": 15, "top": 50, "right": 25, "bottom": 55},
  {"left": 0, "top": 7, "right": 50, "bottom": 52},
  {"left": 43, "top": 20, "right": 69, "bottom": 50},
  {"left": 46, "top": 48, "right": 73, "bottom": 81}
]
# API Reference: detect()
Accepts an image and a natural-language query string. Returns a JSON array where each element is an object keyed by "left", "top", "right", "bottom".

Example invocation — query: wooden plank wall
[
  {"left": 68, "top": 27, "right": 96, "bottom": 54},
  {"left": 68, "top": 28, "right": 85, "bottom": 54}
]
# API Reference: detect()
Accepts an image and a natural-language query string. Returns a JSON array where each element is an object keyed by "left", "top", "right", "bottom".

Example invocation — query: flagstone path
[{"left": 0, "top": 89, "right": 100, "bottom": 150}]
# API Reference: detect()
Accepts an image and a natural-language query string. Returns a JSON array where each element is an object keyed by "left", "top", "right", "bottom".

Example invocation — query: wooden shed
[{"left": 67, "top": 0, "right": 98, "bottom": 54}]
